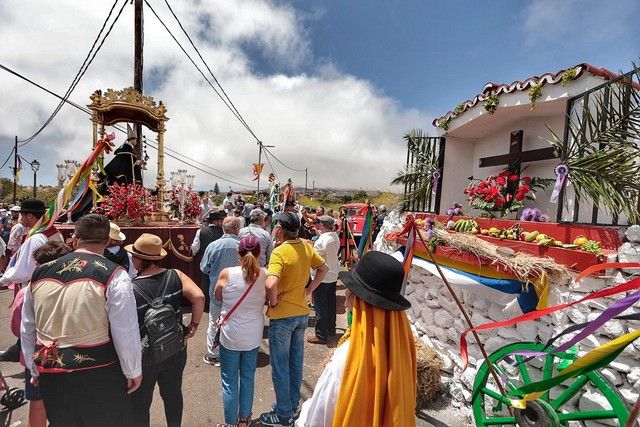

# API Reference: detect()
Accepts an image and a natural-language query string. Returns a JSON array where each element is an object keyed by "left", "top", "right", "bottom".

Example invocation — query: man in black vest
[
  {"left": 191, "top": 210, "right": 224, "bottom": 306},
  {"left": 21, "top": 214, "right": 142, "bottom": 426}
]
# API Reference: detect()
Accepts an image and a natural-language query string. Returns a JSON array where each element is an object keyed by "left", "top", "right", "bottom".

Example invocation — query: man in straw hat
[
  {"left": 104, "top": 222, "right": 137, "bottom": 278},
  {"left": 21, "top": 213, "right": 142, "bottom": 426},
  {"left": 296, "top": 251, "right": 417, "bottom": 427},
  {"left": 0, "top": 200, "right": 63, "bottom": 362}
]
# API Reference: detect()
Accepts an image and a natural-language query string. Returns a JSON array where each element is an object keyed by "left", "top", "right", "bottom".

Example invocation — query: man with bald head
[{"left": 200, "top": 216, "right": 241, "bottom": 366}]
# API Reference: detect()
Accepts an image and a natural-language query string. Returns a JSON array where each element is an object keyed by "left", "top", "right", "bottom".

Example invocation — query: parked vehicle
[{"left": 340, "top": 203, "right": 368, "bottom": 237}]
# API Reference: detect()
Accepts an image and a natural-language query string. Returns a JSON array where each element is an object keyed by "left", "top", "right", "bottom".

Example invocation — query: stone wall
[{"left": 376, "top": 214, "right": 640, "bottom": 422}]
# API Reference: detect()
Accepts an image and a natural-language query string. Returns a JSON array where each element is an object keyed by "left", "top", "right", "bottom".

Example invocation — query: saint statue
[{"left": 101, "top": 124, "right": 143, "bottom": 187}]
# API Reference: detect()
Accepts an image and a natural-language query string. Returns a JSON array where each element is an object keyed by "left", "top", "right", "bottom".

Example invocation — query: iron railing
[
  {"left": 555, "top": 69, "right": 639, "bottom": 225},
  {"left": 403, "top": 136, "right": 446, "bottom": 213}
]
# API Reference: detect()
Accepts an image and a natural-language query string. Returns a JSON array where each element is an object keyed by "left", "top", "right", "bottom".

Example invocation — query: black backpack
[{"left": 133, "top": 270, "right": 185, "bottom": 365}]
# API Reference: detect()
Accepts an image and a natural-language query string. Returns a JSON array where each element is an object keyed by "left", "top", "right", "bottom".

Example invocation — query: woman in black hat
[{"left": 296, "top": 251, "right": 417, "bottom": 427}]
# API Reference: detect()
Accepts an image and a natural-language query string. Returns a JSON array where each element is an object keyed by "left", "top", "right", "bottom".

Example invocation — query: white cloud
[
  {"left": 522, "top": 0, "right": 638, "bottom": 47},
  {"left": 0, "top": 0, "right": 432, "bottom": 192}
]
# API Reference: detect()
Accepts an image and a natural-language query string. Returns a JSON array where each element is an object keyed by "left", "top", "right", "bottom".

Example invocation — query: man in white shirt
[
  {"left": 0, "top": 199, "right": 62, "bottom": 362},
  {"left": 21, "top": 214, "right": 142, "bottom": 426},
  {"left": 306, "top": 215, "right": 340, "bottom": 345},
  {"left": 6, "top": 206, "right": 26, "bottom": 255}
]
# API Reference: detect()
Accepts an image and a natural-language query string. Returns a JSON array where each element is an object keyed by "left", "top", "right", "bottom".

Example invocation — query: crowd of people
[{"left": 0, "top": 195, "right": 417, "bottom": 427}]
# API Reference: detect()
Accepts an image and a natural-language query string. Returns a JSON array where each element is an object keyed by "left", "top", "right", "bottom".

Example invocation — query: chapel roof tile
[{"left": 432, "top": 63, "right": 627, "bottom": 128}]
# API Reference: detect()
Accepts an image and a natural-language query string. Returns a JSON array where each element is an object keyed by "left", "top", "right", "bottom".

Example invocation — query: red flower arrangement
[
  {"left": 93, "top": 183, "right": 156, "bottom": 222},
  {"left": 170, "top": 189, "right": 202, "bottom": 222},
  {"left": 464, "top": 171, "right": 545, "bottom": 217}
]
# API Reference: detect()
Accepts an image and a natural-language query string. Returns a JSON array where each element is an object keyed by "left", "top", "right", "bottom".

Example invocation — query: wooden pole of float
[
  {"left": 134, "top": 0, "right": 144, "bottom": 177},
  {"left": 413, "top": 224, "right": 512, "bottom": 409},
  {"left": 625, "top": 394, "right": 640, "bottom": 427}
]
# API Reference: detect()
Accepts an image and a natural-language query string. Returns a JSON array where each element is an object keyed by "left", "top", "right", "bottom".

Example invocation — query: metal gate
[
  {"left": 555, "top": 68, "right": 640, "bottom": 225},
  {"left": 403, "top": 135, "right": 446, "bottom": 213}
]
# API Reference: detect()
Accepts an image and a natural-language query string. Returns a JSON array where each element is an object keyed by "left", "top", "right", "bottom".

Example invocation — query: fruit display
[
  {"left": 453, "top": 219, "right": 479, "bottom": 233},
  {"left": 446, "top": 220, "right": 603, "bottom": 255}
]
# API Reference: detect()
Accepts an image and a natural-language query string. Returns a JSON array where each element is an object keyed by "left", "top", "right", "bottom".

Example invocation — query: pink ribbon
[{"left": 550, "top": 164, "right": 568, "bottom": 203}]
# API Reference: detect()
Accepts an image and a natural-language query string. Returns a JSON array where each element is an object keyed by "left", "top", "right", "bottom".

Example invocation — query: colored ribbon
[
  {"left": 29, "top": 133, "right": 115, "bottom": 236},
  {"left": 509, "top": 329, "right": 640, "bottom": 407},
  {"left": 550, "top": 164, "right": 568, "bottom": 203},
  {"left": 432, "top": 170, "right": 441, "bottom": 195},
  {"left": 509, "top": 290, "right": 640, "bottom": 358},
  {"left": 459, "top": 276, "right": 640, "bottom": 371}
]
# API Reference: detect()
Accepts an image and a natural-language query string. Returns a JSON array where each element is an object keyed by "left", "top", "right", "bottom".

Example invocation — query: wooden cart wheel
[{"left": 472, "top": 342, "right": 629, "bottom": 426}]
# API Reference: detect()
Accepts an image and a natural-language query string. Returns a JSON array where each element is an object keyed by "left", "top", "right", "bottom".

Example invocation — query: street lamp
[{"left": 30, "top": 159, "right": 40, "bottom": 198}]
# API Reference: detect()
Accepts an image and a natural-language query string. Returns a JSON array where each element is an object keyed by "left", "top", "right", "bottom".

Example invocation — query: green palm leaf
[{"left": 547, "top": 63, "right": 640, "bottom": 223}]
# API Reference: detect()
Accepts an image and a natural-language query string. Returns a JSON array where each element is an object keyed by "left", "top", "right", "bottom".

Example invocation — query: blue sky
[
  {"left": 1, "top": 0, "right": 639, "bottom": 190},
  {"left": 283, "top": 0, "right": 640, "bottom": 116}
]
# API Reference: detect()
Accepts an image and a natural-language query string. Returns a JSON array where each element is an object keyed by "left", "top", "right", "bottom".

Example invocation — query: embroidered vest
[{"left": 30, "top": 252, "right": 122, "bottom": 373}]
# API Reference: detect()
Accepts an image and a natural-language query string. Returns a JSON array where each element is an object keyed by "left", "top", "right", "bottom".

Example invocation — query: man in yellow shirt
[{"left": 261, "top": 211, "right": 328, "bottom": 427}]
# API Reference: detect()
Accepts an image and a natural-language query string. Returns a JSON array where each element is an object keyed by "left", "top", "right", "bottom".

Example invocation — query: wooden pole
[
  {"left": 12, "top": 136, "right": 18, "bottom": 204},
  {"left": 134, "top": 0, "right": 144, "bottom": 182},
  {"left": 413, "top": 225, "right": 512, "bottom": 408},
  {"left": 625, "top": 394, "right": 640, "bottom": 427}
]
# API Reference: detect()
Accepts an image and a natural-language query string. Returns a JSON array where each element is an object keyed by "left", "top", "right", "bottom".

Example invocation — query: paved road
[{"left": 0, "top": 284, "right": 468, "bottom": 426}]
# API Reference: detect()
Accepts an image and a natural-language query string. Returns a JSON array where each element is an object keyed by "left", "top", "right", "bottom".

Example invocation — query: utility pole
[
  {"left": 312, "top": 180, "right": 315, "bottom": 192},
  {"left": 134, "top": 0, "right": 144, "bottom": 182},
  {"left": 304, "top": 168, "right": 308, "bottom": 195},
  {"left": 12, "top": 136, "right": 18, "bottom": 204}
]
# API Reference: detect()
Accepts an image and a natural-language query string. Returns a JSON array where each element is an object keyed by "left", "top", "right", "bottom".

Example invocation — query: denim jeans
[
  {"left": 268, "top": 315, "right": 307, "bottom": 418},
  {"left": 206, "top": 298, "right": 222, "bottom": 357},
  {"left": 219, "top": 345, "right": 259, "bottom": 424}
]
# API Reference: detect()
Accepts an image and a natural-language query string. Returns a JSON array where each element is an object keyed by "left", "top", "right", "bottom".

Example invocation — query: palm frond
[
  {"left": 548, "top": 63, "right": 640, "bottom": 222},
  {"left": 392, "top": 129, "right": 438, "bottom": 212}
]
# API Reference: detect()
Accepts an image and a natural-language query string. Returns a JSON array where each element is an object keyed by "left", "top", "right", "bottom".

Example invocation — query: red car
[{"left": 341, "top": 203, "right": 368, "bottom": 237}]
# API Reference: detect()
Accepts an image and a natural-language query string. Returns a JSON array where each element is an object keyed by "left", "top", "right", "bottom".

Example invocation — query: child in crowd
[{"left": 13, "top": 241, "right": 73, "bottom": 427}]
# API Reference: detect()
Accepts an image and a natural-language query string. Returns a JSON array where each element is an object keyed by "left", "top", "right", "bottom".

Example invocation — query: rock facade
[{"left": 375, "top": 214, "right": 640, "bottom": 422}]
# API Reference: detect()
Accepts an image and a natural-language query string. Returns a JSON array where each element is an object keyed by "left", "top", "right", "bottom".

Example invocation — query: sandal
[{"left": 238, "top": 413, "right": 252, "bottom": 427}]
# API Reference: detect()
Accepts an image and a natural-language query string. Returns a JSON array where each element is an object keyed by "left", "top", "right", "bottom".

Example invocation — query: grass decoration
[
  {"left": 547, "top": 64, "right": 640, "bottom": 223},
  {"left": 429, "top": 228, "right": 571, "bottom": 287},
  {"left": 392, "top": 129, "right": 439, "bottom": 212},
  {"left": 415, "top": 339, "right": 444, "bottom": 407}
]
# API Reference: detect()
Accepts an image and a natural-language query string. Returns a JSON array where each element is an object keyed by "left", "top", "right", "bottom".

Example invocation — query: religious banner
[{"left": 252, "top": 163, "right": 264, "bottom": 181}]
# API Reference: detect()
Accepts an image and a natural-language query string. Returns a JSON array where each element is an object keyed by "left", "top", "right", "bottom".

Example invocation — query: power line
[
  {"left": 148, "top": 0, "right": 308, "bottom": 176},
  {"left": 0, "top": 147, "right": 15, "bottom": 170},
  {"left": 18, "top": 0, "right": 127, "bottom": 146},
  {"left": 143, "top": 140, "right": 252, "bottom": 188},
  {"left": 0, "top": 63, "right": 254, "bottom": 185},
  {"left": 143, "top": 0, "right": 253, "bottom": 137},
  {"left": 161, "top": 0, "right": 258, "bottom": 141},
  {"left": 262, "top": 146, "right": 306, "bottom": 172}
]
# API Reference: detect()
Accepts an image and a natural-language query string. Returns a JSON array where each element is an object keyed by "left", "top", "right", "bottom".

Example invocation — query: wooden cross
[{"left": 478, "top": 130, "right": 557, "bottom": 174}]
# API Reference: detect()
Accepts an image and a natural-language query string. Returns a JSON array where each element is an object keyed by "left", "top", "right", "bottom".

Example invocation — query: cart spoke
[
  {"left": 515, "top": 355, "right": 532, "bottom": 384},
  {"left": 482, "top": 416, "right": 517, "bottom": 425},
  {"left": 557, "top": 410, "right": 617, "bottom": 422},
  {"left": 549, "top": 374, "right": 589, "bottom": 410}
]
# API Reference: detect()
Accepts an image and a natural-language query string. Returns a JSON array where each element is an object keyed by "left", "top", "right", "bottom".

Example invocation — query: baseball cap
[
  {"left": 273, "top": 211, "right": 300, "bottom": 232},
  {"left": 317, "top": 215, "right": 336, "bottom": 228}
]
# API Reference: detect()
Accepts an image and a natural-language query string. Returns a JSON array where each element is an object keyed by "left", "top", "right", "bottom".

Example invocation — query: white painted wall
[{"left": 435, "top": 74, "right": 630, "bottom": 224}]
